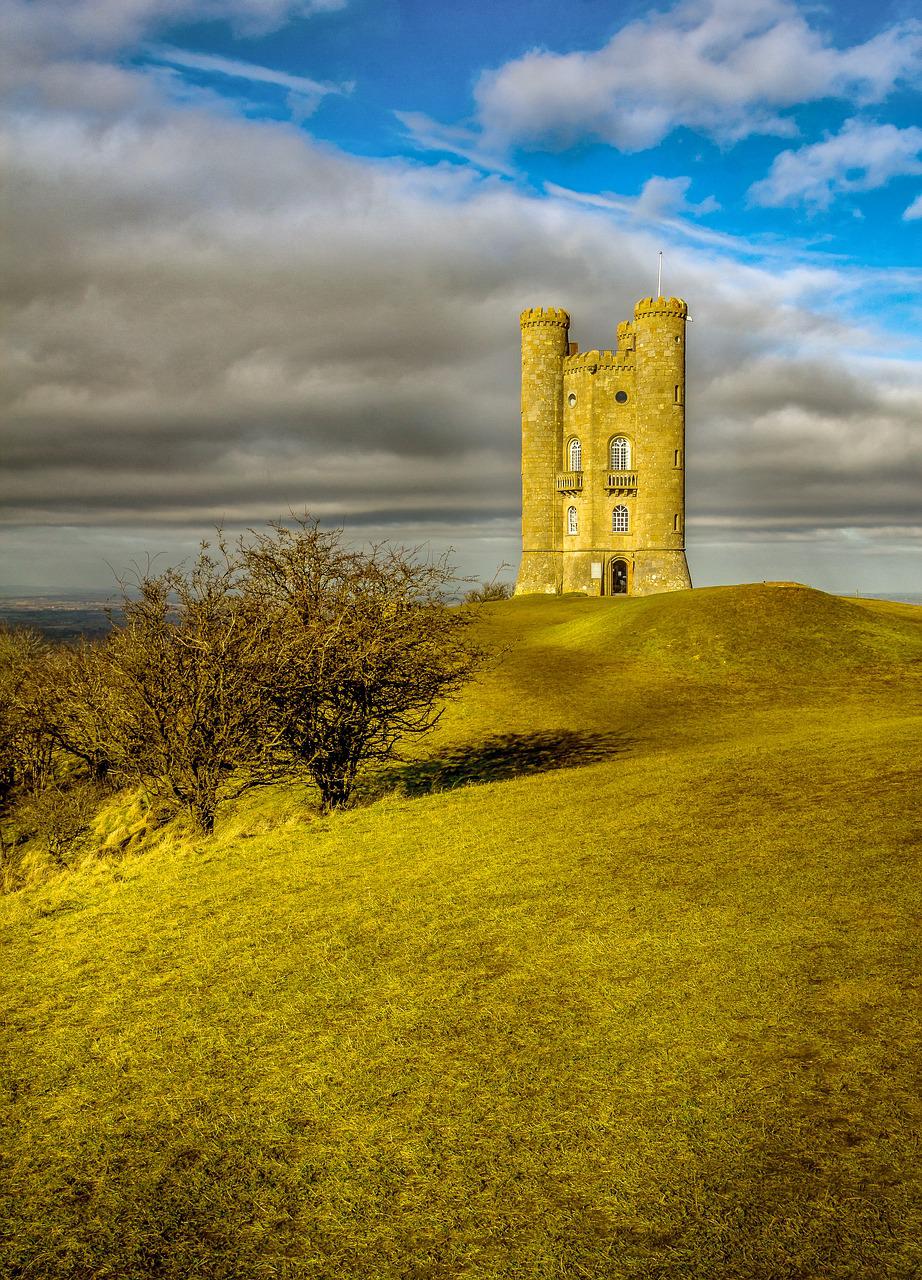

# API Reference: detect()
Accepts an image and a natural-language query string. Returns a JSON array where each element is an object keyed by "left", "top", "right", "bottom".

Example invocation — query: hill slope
[{"left": 2, "top": 586, "right": 921, "bottom": 1280}]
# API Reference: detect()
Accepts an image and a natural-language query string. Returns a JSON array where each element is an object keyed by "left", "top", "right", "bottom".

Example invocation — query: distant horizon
[{"left": 3, "top": 586, "right": 921, "bottom": 604}]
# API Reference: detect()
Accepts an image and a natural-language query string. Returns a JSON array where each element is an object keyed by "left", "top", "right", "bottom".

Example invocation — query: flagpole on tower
[{"left": 657, "top": 250, "right": 663, "bottom": 298}]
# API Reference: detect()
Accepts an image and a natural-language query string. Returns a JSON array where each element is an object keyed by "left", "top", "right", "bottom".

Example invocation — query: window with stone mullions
[
  {"left": 610, "top": 437, "right": 630, "bottom": 469},
  {"left": 612, "top": 504, "right": 629, "bottom": 533}
]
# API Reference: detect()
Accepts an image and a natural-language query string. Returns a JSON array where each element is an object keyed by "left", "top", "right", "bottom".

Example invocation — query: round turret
[
  {"left": 632, "top": 295, "right": 687, "bottom": 572},
  {"left": 616, "top": 320, "right": 636, "bottom": 354},
  {"left": 517, "top": 305, "right": 570, "bottom": 595}
]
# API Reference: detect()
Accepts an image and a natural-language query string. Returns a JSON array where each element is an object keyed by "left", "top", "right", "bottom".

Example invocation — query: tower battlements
[
  {"left": 515, "top": 292, "right": 692, "bottom": 600},
  {"left": 562, "top": 349, "right": 634, "bottom": 373},
  {"left": 634, "top": 295, "right": 688, "bottom": 319},
  {"left": 519, "top": 306, "right": 570, "bottom": 328}
]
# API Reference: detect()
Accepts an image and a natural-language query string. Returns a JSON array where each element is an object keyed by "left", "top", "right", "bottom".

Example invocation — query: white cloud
[
  {"left": 749, "top": 119, "right": 922, "bottom": 209},
  {"left": 394, "top": 111, "right": 516, "bottom": 176},
  {"left": 147, "top": 45, "right": 352, "bottom": 120},
  {"left": 472, "top": 0, "right": 922, "bottom": 152},
  {"left": 149, "top": 46, "right": 351, "bottom": 99},
  {"left": 545, "top": 183, "right": 786, "bottom": 259},
  {"left": 903, "top": 193, "right": 922, "bottom": 221},
  {"left": 3, "top": 0, "right": 345, "bottom": 52},
  {"left": 0, "top": 0, "right": 348, "bottom": 113},
  {"left": 631, "top": 176, "right": 719, "bottom": 217}
]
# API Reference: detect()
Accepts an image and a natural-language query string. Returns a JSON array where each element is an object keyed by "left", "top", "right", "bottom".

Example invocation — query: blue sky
[
  {"left": 144, "top": 0, "right": 922, "bottom": 267},
  {"left": 2, "top": 0, "right": 921, "bottom": 593}
]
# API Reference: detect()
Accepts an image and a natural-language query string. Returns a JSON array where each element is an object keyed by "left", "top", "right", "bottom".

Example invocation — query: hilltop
[{"left": 2, "top": 585, "right": 921, "bottom": 1279}]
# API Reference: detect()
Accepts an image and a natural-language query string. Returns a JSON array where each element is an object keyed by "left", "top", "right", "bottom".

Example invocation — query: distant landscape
[
  {"left": 2, "top": 588, "right": 921, "bottom": 641},
  {"left": 0, "top": 593, "right": 124, "bottom": 640}
]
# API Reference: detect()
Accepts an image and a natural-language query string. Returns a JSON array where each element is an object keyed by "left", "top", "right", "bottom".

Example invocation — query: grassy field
[{"left": 1, "top": 584, "right": 921, "bottom": 1279}]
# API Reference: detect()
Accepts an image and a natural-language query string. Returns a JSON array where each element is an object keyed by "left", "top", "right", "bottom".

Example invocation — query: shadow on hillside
[{"left": 370, "top": 730, "right": 633, "bottom": 801}]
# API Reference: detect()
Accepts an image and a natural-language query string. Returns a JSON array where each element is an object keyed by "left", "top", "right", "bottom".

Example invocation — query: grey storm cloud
[{"left": 1, "top": 9, "right": 921, "bottom": 592}]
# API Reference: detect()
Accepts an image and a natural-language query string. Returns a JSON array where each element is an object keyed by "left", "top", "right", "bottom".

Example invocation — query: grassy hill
[{"left": 2, "top": 584, "right": 921, "bottom": 1279}]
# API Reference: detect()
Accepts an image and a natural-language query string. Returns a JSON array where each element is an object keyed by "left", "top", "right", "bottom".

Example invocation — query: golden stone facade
[{"left": 515, "top": 296, "right": 692, "bottom": 597}]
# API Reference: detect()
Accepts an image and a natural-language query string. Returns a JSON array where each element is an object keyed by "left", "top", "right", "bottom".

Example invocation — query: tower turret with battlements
[{"left": 515, "top": 295, "right": 692, "bottom": 597}]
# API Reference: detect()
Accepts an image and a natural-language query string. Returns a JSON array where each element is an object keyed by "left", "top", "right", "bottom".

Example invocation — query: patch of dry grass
[{"left": 1, "top": 586, "right": 920, "bottom": 1278}]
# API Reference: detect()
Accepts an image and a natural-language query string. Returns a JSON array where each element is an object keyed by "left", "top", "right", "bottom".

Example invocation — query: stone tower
[{"left": 515, "top": 295, "right": 692, "bottom": 597}]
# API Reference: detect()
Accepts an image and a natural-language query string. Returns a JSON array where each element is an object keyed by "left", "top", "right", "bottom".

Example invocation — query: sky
[{"left": 2, "top": 0, "right": 921, "bottom": 595}]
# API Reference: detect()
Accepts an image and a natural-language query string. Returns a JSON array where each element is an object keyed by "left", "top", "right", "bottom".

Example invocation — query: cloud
[
  {"left": 627, "top": 176, "right": 719, "bottom": 217},
  {"left": 750, "top": 119, "right": 922, "bottom": 209},
  {"left": 2, "top": 0, "right": 345, "bottom": 53},
  {"left": 394, "top": 111, "right": 516, "bottom": 176},
  {"left": 472, "top": 0, "right": 922, "bottom": 152},
  {"left": 545, "top": 183, "right": 790, "bottom": 259},
  {"left": 149, "top": 45, "right": 351, "bottom": 98},
  {"left": 144, "top": 45, "right": 353, "bottom": 122},
  {"left": 0, "top": 0, "right": 348, "bottom": 114},
  {"left": 3, "top": 95, "right": 922, "bottom": 571},
  {"left": 902, "top": 193, "right": 922, "bottom": 221}
]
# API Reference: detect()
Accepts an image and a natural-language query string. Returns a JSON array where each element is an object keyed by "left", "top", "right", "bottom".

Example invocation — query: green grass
[{"left": 2, "top": 584, "right": 921, "bottom": 1278}]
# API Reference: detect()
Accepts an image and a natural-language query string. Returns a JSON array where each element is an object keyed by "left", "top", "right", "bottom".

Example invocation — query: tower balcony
[
  {"left": 606, "top": 471, "right": 638, "bottom": 492},
  {"left": 556, "top": 471, "right": 583, "bottom": 492}
]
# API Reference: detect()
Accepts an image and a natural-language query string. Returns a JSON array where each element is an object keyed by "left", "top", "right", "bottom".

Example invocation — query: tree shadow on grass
[{"left": 369, "top": 730, "right": 634, "bottom": 801}]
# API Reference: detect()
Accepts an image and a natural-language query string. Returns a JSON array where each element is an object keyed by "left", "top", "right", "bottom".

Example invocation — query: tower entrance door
[{"left": 610, "top": 559, "right": 629, "bottom": 595}]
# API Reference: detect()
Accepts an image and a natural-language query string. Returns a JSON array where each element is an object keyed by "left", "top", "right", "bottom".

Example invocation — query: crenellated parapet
[
  {"left": 634, "top": 296, "right": 688, "bottom": 319},
  {"left": 563, "top": 349, "right": 634, "bottom": 373},
  {"left": 520, "top": 306, "right": 570, "bottom": 329}
]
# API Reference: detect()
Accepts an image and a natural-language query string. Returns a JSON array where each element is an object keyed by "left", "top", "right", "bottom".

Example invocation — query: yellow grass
[{"left": 1, "top": 585, "right": 921, "bottom": 1278}]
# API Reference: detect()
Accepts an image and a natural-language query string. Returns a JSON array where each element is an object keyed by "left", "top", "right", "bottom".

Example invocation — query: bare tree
[
  {"left": 0, "top": 624, "right": 54, "bottom": 800},
  {"left": 240, "top": 519, "right": 482, "bottom": 812},
  {"left": 7, "top": 521, "right": 482, "bottom": 836},
  {"left": 103, "top": 547, "right": 271, "bottom": 835},
  {"left": 42, "top": 641, "right": 119, "bottom": 783}
]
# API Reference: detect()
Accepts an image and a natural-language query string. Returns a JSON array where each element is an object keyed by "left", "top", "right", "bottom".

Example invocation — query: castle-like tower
[{"left": 515, "top": 296, "right": 692, "bottom": 597}]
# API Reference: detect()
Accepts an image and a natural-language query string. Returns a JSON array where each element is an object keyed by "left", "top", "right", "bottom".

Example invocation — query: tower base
[
  {"left": 514, "top": 551, "right": 561, "bottom": 596},
  {"left": 515, "top": 549, "right": 691, "bottom": 597},
  {"left": 630, "top": 550, "right": 692, "bottom": 596}
]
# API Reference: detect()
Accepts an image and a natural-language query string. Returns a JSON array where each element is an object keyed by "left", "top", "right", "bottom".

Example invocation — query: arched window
[
  {"left": 567, "top": 438, "right": 582, "bottom": 471},
  {"left": 567, "top": 506, "right": 578, "bottom": 535},
  {"left": 612, "top": 504, "right": 629, "bottom": 533},
  {"left": 610, "top": 436, "right": 630, "bottom": 469}
]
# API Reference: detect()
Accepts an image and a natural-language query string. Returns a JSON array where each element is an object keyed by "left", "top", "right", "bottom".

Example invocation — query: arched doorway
[{"left": 610, "top": 559, "right": 628, "bottom": 595}]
